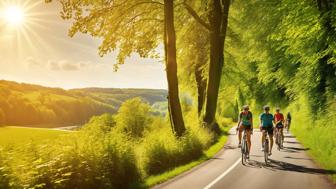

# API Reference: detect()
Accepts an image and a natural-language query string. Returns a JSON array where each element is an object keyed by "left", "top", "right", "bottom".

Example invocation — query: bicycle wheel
[
  {"left": 241, "top": 141, "right": 245, "bottom": 165},
  {"left": 277, "top": 133, "right": 281, "bottom": 151},
  {"left": 280, "top": 134, "right": 284, "bottom": 149},
  {"left": 264, "top": 140, "right": 269, "bottom": 165}
]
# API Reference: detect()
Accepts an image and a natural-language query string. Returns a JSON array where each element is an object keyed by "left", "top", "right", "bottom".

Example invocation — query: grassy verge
[
  {"left": 287, "top": 103, "right": 336, "bottom": 184},
  {"left": 144, "top": 126, "right": 231, "bottom": 188},
  {"left": 291, "top": 123, "right": 336, "bottom": 183}
]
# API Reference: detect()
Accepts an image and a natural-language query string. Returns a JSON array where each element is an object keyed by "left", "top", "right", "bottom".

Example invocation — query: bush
[
  {"left": 6, "top": 128, "right": 141, "bottom": 189},
  {"left": 83, "top": 113, "right": 115, "bottom": 134},
  {"left": 140, "top": 114, "right": 213, "bottom": 175},
  {"left": 115, "top": 98, "right": 152, "bottom": 138}
]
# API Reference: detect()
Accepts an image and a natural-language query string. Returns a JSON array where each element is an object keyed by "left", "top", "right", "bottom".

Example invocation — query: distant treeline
[{"left": 0, "top": 80, "right": 167, "bottom": 126}]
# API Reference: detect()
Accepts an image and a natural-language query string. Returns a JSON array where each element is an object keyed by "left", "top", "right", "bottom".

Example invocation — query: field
[{"left": 0, "top": 126, "right": 68, "bottom": 147}]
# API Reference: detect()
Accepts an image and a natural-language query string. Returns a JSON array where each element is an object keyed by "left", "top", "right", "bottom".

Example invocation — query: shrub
[
  {"left": 9, "top": 130, "right": 141, "bottom": 189},
  {"left": 82, "top": 113, "right": 115, "bottom": 134},
  {"left": 140, "top": 114, "right": 213, "bottom": 175},
  {"left": 115, "top": 98, "right": 152, "bottom": 137}
]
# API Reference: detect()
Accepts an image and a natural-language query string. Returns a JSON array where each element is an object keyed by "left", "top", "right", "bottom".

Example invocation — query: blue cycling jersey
[{"left": 260, "top": 113, "right": 273, "bottom": 127}]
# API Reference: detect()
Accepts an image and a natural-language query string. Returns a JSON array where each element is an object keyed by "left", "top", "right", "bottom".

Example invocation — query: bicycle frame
[
  {"left": 241, "top": 129, "right": 249, "bottom": 165},
  {"left": 263, "top": 131, "right": 269, "bottom": 165},
  {"left": 275, "top": 127, "right": 283, "bottom": 150}
]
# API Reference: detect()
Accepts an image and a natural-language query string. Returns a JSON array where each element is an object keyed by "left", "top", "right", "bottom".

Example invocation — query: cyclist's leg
[
  {"left": 261, "top": 127, "right": 266, "bottom": 150},
  {"left": 238, "top": 125, "right": 243, "bottom": 146},
  {"left": 246, "top": 126, "right": 252, "bottom": 154},
  {"left": 274, "top": 127, "right": 278, "bottom": 144},
  {"left": 269, "top": 128, "right": 274, "bottom": 153}
]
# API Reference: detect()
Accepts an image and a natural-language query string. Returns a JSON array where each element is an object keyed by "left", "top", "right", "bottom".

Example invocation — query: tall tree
[
  {"left": 46, "top": 0, "right": 186, "bottom": 136},
  {"left": 184, "top": 0, "right": 231, "bottom": 131},
  {"left": 164, "top": 0, "right": 186, "bottom": 136}
]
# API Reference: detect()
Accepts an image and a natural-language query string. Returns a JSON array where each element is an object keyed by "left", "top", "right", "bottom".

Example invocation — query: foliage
[
  {"left": 0, "top": 98, "right": 223, "bottom": 188},
  {"left": 115, "top": 98, "right": 152, "bottom": 138}
]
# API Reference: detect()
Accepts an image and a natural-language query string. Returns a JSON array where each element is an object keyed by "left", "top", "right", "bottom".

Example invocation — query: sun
[{"left": 4, "top": 5, "right": 25, "bottom": 26}]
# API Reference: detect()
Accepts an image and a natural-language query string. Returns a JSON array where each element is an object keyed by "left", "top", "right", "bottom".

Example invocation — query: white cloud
[{"left": 25, "top": 57, "right": 96, "bottom": 71}]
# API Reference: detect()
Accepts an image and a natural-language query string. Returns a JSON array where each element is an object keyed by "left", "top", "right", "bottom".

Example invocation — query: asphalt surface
[{"left": 153, "top": 127, "right": 336, "bottom": 189}]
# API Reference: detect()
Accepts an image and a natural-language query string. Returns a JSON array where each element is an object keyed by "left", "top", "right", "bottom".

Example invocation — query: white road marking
[{"left": 203, "top": 158, "right": 241, "bottom": 189}]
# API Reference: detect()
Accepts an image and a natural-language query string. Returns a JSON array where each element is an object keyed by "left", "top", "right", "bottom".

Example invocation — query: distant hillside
[{"left": 0, "top": 80, "right": 167, "bottom": 127}]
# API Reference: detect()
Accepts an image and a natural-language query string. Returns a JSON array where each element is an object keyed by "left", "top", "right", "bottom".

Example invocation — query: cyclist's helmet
[
  {"left": 276, "top": 107, "right": 280, "bottom": 112},
  {"left": 263, "top": 105, "right": 270, "bottom": 111},
  {"left": 242, "top": 105, "right": 249, "bottom": 111}
]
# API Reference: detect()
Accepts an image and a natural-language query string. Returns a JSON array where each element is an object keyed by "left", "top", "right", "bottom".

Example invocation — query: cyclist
[
  {"left": 260, "top": 105, "right": 274, "bottom": 156},
  {"left": 286, "top": 112, "right": 292, "bottom": 131},
  {"left": 274, "top": 107, "right": 284, "bottom": 144},
  {"left": 237, "top": 105, "right": 253, "bottom": 158}
]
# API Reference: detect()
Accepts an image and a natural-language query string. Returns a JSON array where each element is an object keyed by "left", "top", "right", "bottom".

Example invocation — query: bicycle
[
  {"left": 275, "top": 128, "right": 283, "bottom": 151},
  {"left": 262, "top": 130, "right": 269, "bottom": 165},
  {"left": 241, "top": 129, "right": 249, "bottom": 165},
  {"left": 286, "top": 119, "right": 291, "bottom": 133}
]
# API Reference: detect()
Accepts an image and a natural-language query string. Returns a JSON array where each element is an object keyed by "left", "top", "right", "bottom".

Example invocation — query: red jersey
[{"left": 274, "top": 113, "right": 284, "bottom": 122}]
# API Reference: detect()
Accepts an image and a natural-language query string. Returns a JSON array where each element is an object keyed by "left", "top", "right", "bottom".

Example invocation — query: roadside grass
[
  {"left": 144, "top": 125, "right": 231, "bottom": 188},
  {"left": 292, "top": 124, "right": 336, "bottom": 183},
  {"left": 0, "top": 126, "right": 68, "bottom": 147},
  {"left": 290, "top": 108, "right": 336, "bottom": 183}
]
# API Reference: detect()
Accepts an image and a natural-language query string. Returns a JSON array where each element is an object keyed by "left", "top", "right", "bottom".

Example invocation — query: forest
[
  {"left": 0, "top": 0, "right": 335, "bottom": 188},
  {"left": 0, "top": 80, "right": 167, "bottom": 126}
]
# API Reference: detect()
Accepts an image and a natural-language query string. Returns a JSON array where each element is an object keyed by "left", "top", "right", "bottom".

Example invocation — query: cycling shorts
[
  {"left": 240, "top": 124, "right": 252, "bottom": 130},
  {"left": 276, "top": 123, "right": 284, "bottom": 129},
  {"left": 261, "top": 126, "right": 273, "bottom": 135}
]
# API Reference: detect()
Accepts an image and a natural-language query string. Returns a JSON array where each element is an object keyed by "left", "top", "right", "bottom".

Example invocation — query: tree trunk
[
  {"left": 195, "top": 63, "right": 206, "bottom": 116},
  {"left": 164, "top": 0, "right": 186, "bottom": 137},
  {"left": 203, "top": 0, "right": 231, "bottom": 131}
]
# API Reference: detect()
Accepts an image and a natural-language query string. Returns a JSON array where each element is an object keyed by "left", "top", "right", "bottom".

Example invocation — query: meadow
[
  {"left": 0, "top": 127, "right": 68, "bottom": 147},
  {"left": 0, "top": 98, "right": 232, "bottom": 189}
]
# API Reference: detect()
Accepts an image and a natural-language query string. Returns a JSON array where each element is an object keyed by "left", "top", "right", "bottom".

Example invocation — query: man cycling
[
  {"left": 286, "top": 112, "right": 292, "bottom": 131},
  {"left": 260, "top": 105, "right": 274, "bottom": 156},
  {"left": 237, "top": 105, "right": 253, "bottom": 158},
  {"left": 274, "top": 107, "right": 284, "bottom": 144}
]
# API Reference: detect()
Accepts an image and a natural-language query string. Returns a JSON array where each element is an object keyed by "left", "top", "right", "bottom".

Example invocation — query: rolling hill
[{"left": 0, "top": 80, "right": 167, "bottom": 127}]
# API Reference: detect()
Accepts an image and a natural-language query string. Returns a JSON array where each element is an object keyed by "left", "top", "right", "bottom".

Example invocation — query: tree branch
[{"left": 183, "top": 2, "right": 211, "bottom": 31}]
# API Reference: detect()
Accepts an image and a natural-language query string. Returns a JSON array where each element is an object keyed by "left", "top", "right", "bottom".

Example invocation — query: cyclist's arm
[
  {"left": 250, "top": 113, "right": 253, "bottom": 130},
  {"left": 237, "top": 113, "right": 241, "bottom": 128}
]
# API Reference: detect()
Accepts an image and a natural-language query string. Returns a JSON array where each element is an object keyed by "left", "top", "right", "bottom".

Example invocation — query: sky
[{"left": 0, "top": 0, "right": 167, "bottom": 89}]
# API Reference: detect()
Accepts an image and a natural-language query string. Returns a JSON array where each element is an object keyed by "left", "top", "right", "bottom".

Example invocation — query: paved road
[{"left": 154, "top": 127, "right": 335, "bottom": 189}]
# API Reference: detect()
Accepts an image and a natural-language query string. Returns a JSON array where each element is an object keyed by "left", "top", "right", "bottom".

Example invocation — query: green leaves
[{"left": 55, "top": 0, "right": 164, "bottom": 69}]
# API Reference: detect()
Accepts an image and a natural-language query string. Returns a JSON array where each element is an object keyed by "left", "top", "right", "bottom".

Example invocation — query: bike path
[{"left": 153, "top": 128, "right": 335, "bottom": 189}]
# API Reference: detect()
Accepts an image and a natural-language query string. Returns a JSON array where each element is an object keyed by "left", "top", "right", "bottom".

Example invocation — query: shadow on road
[
  {"left": 284, "top": 156, "right": 312, "bottom": 161},
  {"left": 285, "top": 147, "right": 310, "bottom": 151},
  {"left": 243, "top": 159, "right": 263, "bottom": 168},
  {"left": 284, "top": 141, "right": 299, "bottom": 144},
  {"left": 223, "top": 145, "right": 237, "bottom": 150},
  {"left": 268, "top": 159, "right": 336, "bottom": 175},
  {"left": 285, "top": 135, "right": 296, "bottom": 139},
  {"left": 280, "top": 147, "right": 310, "bottom": 153}
]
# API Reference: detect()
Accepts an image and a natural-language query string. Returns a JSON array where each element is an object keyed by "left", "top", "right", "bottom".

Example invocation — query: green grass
[
  {"left": 144, "top": 125, "right": 231, "bottom": 188},
  {"left": 291, "top": 122, "right": 336, "bottom": 183},
  {"left": 0, "top": 126, "right": 68, "bottom": 147}
]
